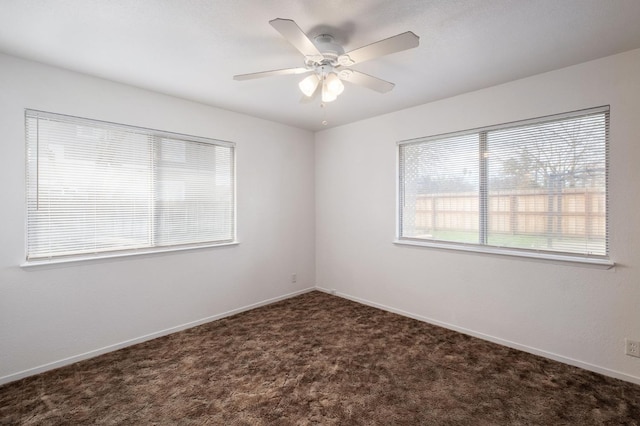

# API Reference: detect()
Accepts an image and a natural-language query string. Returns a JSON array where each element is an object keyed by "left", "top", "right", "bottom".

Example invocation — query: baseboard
[
  {"left": 315, "top": 286, "right": 640, "bottom": 386},
  {"left": 0, "top": 287, "right": 315, "bottom": 386}
]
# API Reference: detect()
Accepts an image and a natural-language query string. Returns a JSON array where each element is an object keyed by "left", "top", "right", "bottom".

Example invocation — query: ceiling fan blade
[
  {"left": 233, "top": 67, "right": 309, "bottom": 81},
  {"left": 269, "top": 18, "right": 323, "bottom": 59},
  {"left": 341, "top": 31, "right": 419, "bottom": 65},
  {"left": 340, "top": 70, "right": 395, "bottom": 93}
]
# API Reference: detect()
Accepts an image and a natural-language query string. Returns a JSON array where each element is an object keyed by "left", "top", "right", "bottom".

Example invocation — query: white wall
[
  {"left": 0, "top": 53, "right": 316, "bottom": 384},
  {"left": 316, "top": 48, "right": 640, "bottom": 384},
  {"left": 3, "top": 48, "right": 640, "bottom": 387}
]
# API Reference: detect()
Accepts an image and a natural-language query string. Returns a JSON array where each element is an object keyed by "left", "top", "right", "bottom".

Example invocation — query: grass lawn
[{"left": 418, "top": 229, "right": 605, "bottom": 255}]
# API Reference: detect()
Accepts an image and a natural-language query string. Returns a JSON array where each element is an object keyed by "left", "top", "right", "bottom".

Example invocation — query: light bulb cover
[
  {"left": 325, "top": 72, "right": 344, "bottom": 96},
  {"left": 298, "top": 74, "right": 320, "bottom": 97},
  {"left": 321, "top": 81, "right": 337, "bottom": 102}
]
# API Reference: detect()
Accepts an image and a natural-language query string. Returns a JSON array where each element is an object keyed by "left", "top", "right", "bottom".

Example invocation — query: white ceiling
[{"left": 1, "top": 1, "right": 640, "bottom": 131}]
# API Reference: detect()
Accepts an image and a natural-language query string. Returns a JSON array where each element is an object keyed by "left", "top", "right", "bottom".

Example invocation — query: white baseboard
[
  {"left": 6, "top": 286, "right": 638, "bottom": 387},
  {"left": 0, "top": 287, "right": 315, "bottom": 386},
  {"left": 315, "top": 286, "right": 640, "bottom": 386}
]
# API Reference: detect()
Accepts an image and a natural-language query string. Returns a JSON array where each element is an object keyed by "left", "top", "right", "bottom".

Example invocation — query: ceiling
[{"left": 1, "top": 1, "right": 640, "bottom": 132}]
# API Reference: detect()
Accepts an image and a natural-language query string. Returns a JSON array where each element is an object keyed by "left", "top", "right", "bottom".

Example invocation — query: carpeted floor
[{"left": 1, "top": 290, "right": 639, "bottom": 425}]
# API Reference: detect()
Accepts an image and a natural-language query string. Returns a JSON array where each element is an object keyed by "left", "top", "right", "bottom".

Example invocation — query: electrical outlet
[
  {"left": 625, "top": 339, "right": 640, "bottom": 358},
  {"left": 291, "top": 273, "right": 297, "bottom": 283}
]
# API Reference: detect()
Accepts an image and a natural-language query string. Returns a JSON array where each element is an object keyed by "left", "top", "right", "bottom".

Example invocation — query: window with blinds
[
  {"left": 398, "top": 106, "right": 609, "bottom": 263},
  {"left": 25, "top": 110, "right": 235, "bottom": 262}
]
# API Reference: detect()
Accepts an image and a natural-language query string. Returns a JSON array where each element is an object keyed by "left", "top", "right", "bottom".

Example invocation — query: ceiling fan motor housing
[{"left": 306, "top": 34, "right": 344, "bottom": 67}]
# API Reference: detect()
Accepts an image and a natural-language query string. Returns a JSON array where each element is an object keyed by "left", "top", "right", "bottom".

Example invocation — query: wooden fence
[{"left": 412, "top": 188, "right": 605, "bottom": 238}]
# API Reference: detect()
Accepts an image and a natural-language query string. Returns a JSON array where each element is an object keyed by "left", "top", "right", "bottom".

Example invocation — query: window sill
[
  {"left": 393, "top": 238, "right": 614, "bottom": 269},
  {"left": 21, "top": 241, "right": 240, "bottom": 269}
]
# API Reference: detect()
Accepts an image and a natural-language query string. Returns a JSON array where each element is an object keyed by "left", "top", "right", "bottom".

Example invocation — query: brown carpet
[{"left": 1, "top": 291, "right": 639, "bottom": 425}]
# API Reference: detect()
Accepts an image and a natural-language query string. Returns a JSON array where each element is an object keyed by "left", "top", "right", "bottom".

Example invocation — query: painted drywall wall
[
  {"left": 0, "top": 53, "right": 315, "bottom": 383},
  {"left": 315, "top": 48, "right": 640, "bottom": 384}
]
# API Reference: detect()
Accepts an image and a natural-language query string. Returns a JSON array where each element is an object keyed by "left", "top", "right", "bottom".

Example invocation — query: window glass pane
[
  {"left": 400, "top": 134, "right": 480, "bottom": 244},
  {"left": 26, "top": 116, "right": 153, "bottom": 258},
  {"left": 486, "top": 113, "right": 607, "bottom": 255},
  {"left": 155, "top": 139, "right": 234, "bottom": 246},
  {"left": 25, "top": 111, "right": 235, "bottom": 261},
  {"left": 397, "top": 107, "right": 609, "bottom": 260}
]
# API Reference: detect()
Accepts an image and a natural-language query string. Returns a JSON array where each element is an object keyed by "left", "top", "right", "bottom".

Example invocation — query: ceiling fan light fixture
[
  {"left": 326, "top": 72, "right": 344, "bottom": 96},
  {"left": 321, "top": 81, "right": 337, "bottom": 102},
  {"left": 234, "top": 19, "right": 420, "bottom": 106},
  {"left": 298, "top": 74, "right": 320, "bottom": 97}
]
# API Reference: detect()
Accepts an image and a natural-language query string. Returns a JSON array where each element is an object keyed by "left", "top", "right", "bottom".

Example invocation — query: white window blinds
[
  {"left": 398, "top": 106, "right": 609, "bottom": 261},
  {"left": 26, "top": 110, "right": 235, "bottom": 261}
]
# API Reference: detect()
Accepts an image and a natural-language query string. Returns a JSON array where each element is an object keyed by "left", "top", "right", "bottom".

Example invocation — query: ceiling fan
[{"left": 233, "top": 18, "right": 420, "bottom": 103}]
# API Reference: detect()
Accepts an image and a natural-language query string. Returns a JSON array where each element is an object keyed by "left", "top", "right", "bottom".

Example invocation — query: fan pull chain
[{"left": 320, "top": 103, "right": 328, "bottom": 126}]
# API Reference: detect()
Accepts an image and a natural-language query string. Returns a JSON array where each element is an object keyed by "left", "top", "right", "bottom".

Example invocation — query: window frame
[
  {"left": 395, "top": 106, "right": 613, "bottom": 268},
  {"left": 23, "top": 110, "right": 237, "bottom": 267}
]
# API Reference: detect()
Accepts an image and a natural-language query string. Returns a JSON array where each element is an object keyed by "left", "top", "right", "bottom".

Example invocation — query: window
[
  {"left": 398, "top": 106, "right": 610, "bottom": 264},
  {"left": 25, "top": 110, "right": 235, "bottom": 263}
]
